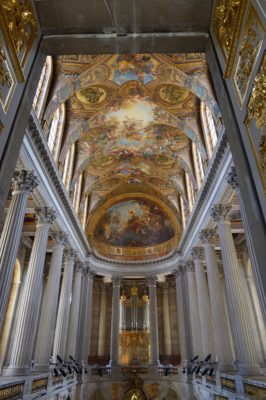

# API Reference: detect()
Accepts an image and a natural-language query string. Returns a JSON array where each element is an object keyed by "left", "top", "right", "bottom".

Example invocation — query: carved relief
[
  {"left": 234, "top": 7, "right": 264, "bottom": 104},
  {"left": 0, "top": 38, "right": 15, "bottom": 112},
  {"left": 0, "top": 0, "right": 37, "bottom": 81},
  {"left": 212, "top": 0, "right": 247, "bottom": 77},
  {"left": 245, "top": 54, "right": 266, "bottom": 193}
]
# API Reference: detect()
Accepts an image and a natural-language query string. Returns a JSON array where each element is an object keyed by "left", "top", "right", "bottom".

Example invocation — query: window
[
  {"left": 192, "top": 142, "right": 205, "bottom": 188},
  {"left": 185, "top": 172, "right": 195, "bottom": 213},
  {"left": 63, "top": 143, "right": 76, "bottom": 191},
  {"left": 33, "top": 56, "right": 53, "bottom": 120},
  {"left": 180, "top": 195, "right": 186, "bottom": 231},
  {"left": 73, "top": 173, "right": 83, "bottom": 213},
  {"left": 200, "top": 102, "right": 218, "bottom": 159},
  {"left": 82, "top": 195, "right": 89, "bottom": 230},
  {"left": 47, "top": 104, "right": 65, "bottom": 163}
]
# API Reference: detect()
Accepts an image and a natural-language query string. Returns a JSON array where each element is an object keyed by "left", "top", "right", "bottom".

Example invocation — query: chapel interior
[{"left": 0, "top": 1, "right": 265, "bottom": 399}]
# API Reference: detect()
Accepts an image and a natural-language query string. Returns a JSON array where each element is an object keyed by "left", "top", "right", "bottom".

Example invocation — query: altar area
[{"left": 119, "top": 330, "right": 150, "bottom": 365}]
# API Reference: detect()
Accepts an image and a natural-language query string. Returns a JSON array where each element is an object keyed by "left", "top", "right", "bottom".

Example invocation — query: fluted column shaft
[
  {"left": 35, "top": 232, "right": 67, "bottom": 371},
  {"left": 109, "top": 277, "right": 121, "bottom": 366},
  {"left": 211, "top": 204, "right": 261, "bottom": 375},
  {"left": 147, "top": 276, "right": 160, "bottom": 365},
  {"left": 162, "top": 283, "right": 172, "bottom": 356},
  {"left": 53, "top": 249, "right": 76, "bottom": 359},
  {"left": 77, "top": 268, "right": 94, "bottom": 365},
  {"left": 185, "top": 261, "right": 204, "bottom": 360},
  {"left": 191, "top": 247, "right": 215, "bottom": 359},
  {"left": 0, "top": 170, "right": 39, "bottom": 331},
  {"left": 199, "top": 229, "right": 235, "bottom": 371},
  {"left": 5, "top": 207, "right": 56, "bottom": 376},
  {"left": 174, "top": 269, "right": 192, "bottom": 364},
  {"left": 98, "top": 284, "right": 107, "bottom": 357},
  {"left": 65, "top": 262, "right": 83, "bottom": 360}
]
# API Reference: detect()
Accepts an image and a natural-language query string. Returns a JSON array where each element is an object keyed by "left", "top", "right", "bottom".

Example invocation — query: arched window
[
  {"left": 192, "top": 142, "right": 204, "bottom": 187},
  {"left": 63, "top": 143, "right": 75, "bottom": 191},
  {"left": 73, "top": 173, "right": 83, "bottom": 213},
  {"left": 200, "top": 102, "right": 218, "bottom": 159},
  {"left": 33, "top": 56, "right": 53, "bottom": 120},
  {"left": 47, "top": 103, "right": 66, "bottom": 164},
  {"left": 185, "top": 172, "right": 195, "bottom": 213},
  {"left": 82, "top": 195, "right": 89, "bottom": 230},
  {"left": 180, "top": 195, "right": 186, "bottom": 231}
]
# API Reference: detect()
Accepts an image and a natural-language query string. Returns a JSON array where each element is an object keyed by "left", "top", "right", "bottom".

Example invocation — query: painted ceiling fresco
[{"left": 47, "top": 53, "right": 220, "bottom": 260}]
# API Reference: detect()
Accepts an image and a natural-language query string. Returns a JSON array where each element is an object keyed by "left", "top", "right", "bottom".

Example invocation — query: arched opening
[
  {"left": 161, "top": 388, "right": 180, "bottom": 400},
  {"left": 123, "top": 388, "right": 147, "bottom": 400},
  {"left": 0, "top": 259, "right": 21, "bottom": 370},
  {"left": 90, "top": 389, "right": 106, "bottom": 400}
]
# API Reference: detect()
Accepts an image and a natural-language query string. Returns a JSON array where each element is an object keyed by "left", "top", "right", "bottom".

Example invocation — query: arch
[
  {"left": 159, "top": 384, "right": 182, "bottom": 400},
  {"left": 44, "top": 63, "right": 220, "bottom": 126},
  {"left": 33, "top": 56, "right": 53, "bottom": 120},
  {"left": 47, "top": 103, "right": 66, "bottom": 164},
  {"left": 0, "top": 259, "right": 21, "bottom": 369},
  {"left": 59, "top": 103, "right": 207, "bottom": 163},
  {"left": 200, "top": 101, "right": 218, "bottom": 159}
]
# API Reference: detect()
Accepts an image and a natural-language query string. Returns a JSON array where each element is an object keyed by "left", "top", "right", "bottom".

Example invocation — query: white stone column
[
  {"left": 162, "top": 283, "right": 172, "bottom": 356},
  {"left": 0, "top": 170, "right": 39, "bottom": 331},
  {"left": 174, "top": 268, "right": 192, "bottom": 365},
  {"left": 77, "top": 266, "right": 94, "bottom": 365},
  {"left": 109, "top": 276, "right": 122, "bottom": 366},
  {"left": 191, "top": 247, "right": 215, "bottom": 359},
  {"left": 65, "top": 261, "right": 83, "bottom": 360},
  {"left": 211, "top": 204, "right": 261, "bottom": 375},
  {"left": 5, "top": 206, "right": 56, "bottom": 376},
  {"left": 34, "top": 231, "right": 68, "bottom": 371},
  {"left": 98, "top": 283, "right": 107, "bottom": 357},
  {"left": 185, "top": 260, "right": 204, "bottom": 360},
  {"left": 199, "top": 229, "right": 235, "bottom": 371},
  {"left": 227, "top": 167, "right": 266, "bottom": 325},
  {"left": 53, "top": 248, "right": 77, "bottom": 359},
  {"left": 147, "top": 275, "right": 160, "bottom": 366}
]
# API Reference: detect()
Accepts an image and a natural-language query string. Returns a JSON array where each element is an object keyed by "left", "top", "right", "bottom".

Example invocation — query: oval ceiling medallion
[{"left": 87, "top": 194, "right": 180, "bottom": 261}]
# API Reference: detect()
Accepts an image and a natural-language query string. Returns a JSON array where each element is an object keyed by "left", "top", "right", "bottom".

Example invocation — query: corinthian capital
[
  {"left": 210, "top": 204, "right": 231, "bottom": 223},
  {"left": 112, "top": 276, "right": 122, "bottom": 286},
  {"left": 64, "top": 248, "right": 77, "bottom": 261},
  {"left": 35, "top": 206, "right": 57, "bottom": 225},
  {"left": 146, "top": 275, "right": 157, "bottom": 286},
  {"left": 184, "top": 260, "right": 194, "bottom": 272},
  {"left": 74, "top": 261, "right": 84, "bottom": 273},
  {"left": 191, "top": 247, "right": 204, "bottom": 261},
  {"left": 226, "top": 167, "right": 239, "bottom": 192},
  {"left": 12, "top": 170, "right": 39, "bottom": 195},
  {"left": 199, "top": 229, "right": 215, "bottom": 245},
  {"left": 173, "top": 266, "right": 184, "bottom": 279},
  {"left": 51, "top": 231, "right": 68, "bottom": 246}
]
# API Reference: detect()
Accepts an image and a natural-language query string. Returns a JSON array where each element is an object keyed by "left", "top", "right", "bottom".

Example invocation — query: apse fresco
[{"left": 95, "top": 199, "right": 175, "bottom": 247}]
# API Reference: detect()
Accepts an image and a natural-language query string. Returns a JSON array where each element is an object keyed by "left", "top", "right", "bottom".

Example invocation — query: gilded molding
[
  {"left": 234, "top": 7, "right": 263, "bottom": 104},
  {"left": 0, "top": 0, "right": 37, "bottom": 82},
  {"left": 0, "top": 40, "right": 11, "bottom": 100},
  {"left": 212, "top": 0, "right": 247, "bottom": 78}
]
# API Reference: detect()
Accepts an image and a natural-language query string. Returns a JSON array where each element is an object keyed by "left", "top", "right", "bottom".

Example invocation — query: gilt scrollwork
[
  {"left": 247, "top": 54, "right": 266, "bottom": 131},
  {"left": 234, "top": 19, "right": 261, "bottom": 102},
  {"left": 212, "top": 0, "right": 247, "bottom": 77},
  {"left": 0, "top": 0, "right": 37, "bottom": 81},
  {"left": 0, "top": 40, "right": 11, "bottom": 102}
]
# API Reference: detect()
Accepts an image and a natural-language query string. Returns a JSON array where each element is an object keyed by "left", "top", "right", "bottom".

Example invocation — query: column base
[
  {"left": 237, "top": 362, "right": 263, "bottom": 376},
  {"left": 217, "top": 362, "right": 237, "bottom": 373},
  {"left": 3, "top": 365, "right": 31, "bottom": 376},
  {"left": 33, "top": 364, "right": 50, "bottom": 373}
]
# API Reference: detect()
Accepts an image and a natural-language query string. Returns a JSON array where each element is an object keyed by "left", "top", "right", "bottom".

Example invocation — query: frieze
[
  {"left": 31, "top": 377, "right": 48, "bottom": 393},
  {"left": 0, "top": 383, "right": 23, "bottom": 400},
  {"left": 243, "top": 382, "right": 266, "bottom": 396},
  {"left": 234, "top": 6, "right": 264, "bottom": 105},
  {"left": 220, "top": 377, "right": 236, "bottom": 392}
]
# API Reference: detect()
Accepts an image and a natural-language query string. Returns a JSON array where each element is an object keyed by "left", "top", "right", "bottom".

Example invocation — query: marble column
[
  {"left": 185, "top": 260, "right": 204, "bottom": 360},
  {"left": 191, "top": 247, "right": 215, "bottom": 359},
  {"left": 147, "top": 275, "right": 160, "bottom": 366},
  {"left": 53, "top": 248, "right": 77, "bottom": 359},
  {"left": 211, "top": 204, "right": 261, "bottom": 375},
  {"left": 162, "top": 283, "right": 172, "bottom": 356},
  {"left": 174, "top": 268, "right": 192, "bottom": 365},
  {"left": 65, "top": 261, "right": 83, "bottom": 360},
  {"left": 77, "top": 266, "right": 94, "bottom": 365},
  {"left": 0, "top": 170, "right": 39, "bottom": 331},
  {"left": 98, "top": 284, "right": 107, "bottom": 357},
  {"left": 199, "top": 229, "right": 235, "bottom": 371},
  {"left": 5, "top": 206, "right": 56, "bottom": 376},
  {"left": 227, "top": 167, "right": 266, "bottom": 325},
  {"left": 35, "top": 231, "right": 68, "bottom": 371},
  {"left": 109, "top": 276, "right": 122, "bottom": 366}
]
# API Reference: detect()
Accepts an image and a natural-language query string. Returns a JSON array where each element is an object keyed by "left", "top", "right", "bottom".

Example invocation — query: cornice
[{"left": 23, "top": 110, "right": 90, "bottom": 257}]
